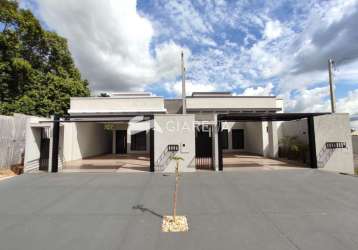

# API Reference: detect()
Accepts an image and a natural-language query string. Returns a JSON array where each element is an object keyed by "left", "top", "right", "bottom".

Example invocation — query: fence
[{"left": 0, "top": 114, "right": 31, "bottom": 169}]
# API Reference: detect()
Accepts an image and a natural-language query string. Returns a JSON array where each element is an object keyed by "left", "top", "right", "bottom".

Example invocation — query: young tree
[{"left": 171, "top": 156, "right": 184, "bottom": 222}]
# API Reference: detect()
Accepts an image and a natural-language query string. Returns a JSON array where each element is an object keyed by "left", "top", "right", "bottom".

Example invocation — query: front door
[
  {"left": 195, "top": 125, "right": 213, "bottom": 170},
  {"left": 39, "top": 128, "right": 50, "bottom": 171},
  {"left": 116, "top": 130, "right": 127, "bottom": 154}
]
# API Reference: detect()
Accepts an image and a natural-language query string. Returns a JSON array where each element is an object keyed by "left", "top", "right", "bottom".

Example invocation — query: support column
[
  {"left": 150, "top": 128, "right": 154, "bottom": 172},
  {"left": 308, "top": 117, "right": 318, "bottom": 168},
  {"left": 112, "top": 130, "right": 116, "bottom": 154},
  {"left": 51, "top": 115, "right": 60, "bottom": 173},
  {"left": 268, "top": 121, "right": 278, "bottom": 158},
  {"left": 218, "top": 120, "right": 223, "bottom": 171},
  {"left": 212, "top": 115, "right": 219, "bottom": 171}
]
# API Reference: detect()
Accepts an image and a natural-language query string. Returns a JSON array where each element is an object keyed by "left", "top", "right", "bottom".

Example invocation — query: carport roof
[{"left": 218, "top": 112, "right": 330, "bottom": 121}]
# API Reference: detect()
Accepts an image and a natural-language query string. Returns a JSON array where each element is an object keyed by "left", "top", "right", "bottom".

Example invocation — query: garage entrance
[
  {"left": 217, "top": 113, "right": 329, "bottom": 171},
  {"left": 51, "top": 115, "right": 155, "bottom": 173}
]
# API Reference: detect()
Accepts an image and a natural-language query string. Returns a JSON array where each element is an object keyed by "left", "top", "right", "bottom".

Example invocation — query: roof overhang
[
  {"left": 61, "top": 114, "right": 154, "bottom": 123},
  {"left": 218, "top": 112, "right": 330, "bottom": 122},
  {"left": 187, "top": 108, "right": 281, "bottom": 113},
  {"left": 68, "top": 109, "right": 166, "bottom": 115}
]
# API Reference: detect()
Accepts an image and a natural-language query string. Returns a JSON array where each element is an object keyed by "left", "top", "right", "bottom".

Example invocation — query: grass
[{"left": 355, "top": 168, "right": 358, "bottom": 176}]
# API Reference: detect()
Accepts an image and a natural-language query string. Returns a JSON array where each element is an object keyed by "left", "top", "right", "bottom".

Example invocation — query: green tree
[{"left": 0, "top": 0, "right": 90, "bottom": 117}]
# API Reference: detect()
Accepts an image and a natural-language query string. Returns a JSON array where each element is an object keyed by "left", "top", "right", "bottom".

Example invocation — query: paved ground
[
  {"left": 63, "top": 154, "right": 150, "bottom": 173},
  {"left": 1, "top": 170, "right": 358, "bottom": 250},
  {"left": 223, "top": 153, "right": 306, "bottom": 170}
]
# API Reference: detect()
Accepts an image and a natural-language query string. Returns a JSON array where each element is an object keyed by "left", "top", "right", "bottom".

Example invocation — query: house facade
[{"left": 24, "top": 91, "right": 354, "bottom": 174}]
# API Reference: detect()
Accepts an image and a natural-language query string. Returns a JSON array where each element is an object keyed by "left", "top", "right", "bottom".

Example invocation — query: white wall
[
  {"left": 69, "top": 96, "right": 165, "bottom": 114},
  {"left": 314, "top": 114, "right": 354, "bottom": 174},
  {"left": 24, "top": 126, "right": 42, "bottom": 172},
  {"left": 278, "top": 119, "right": 309, "bottom": 145},
  {"left": 154, "top": 114, "right": 195, "bottom": 172},
  {"left": 62, "top": 122, "right": 111, "bottom": 162},
  {"left": 244, "top": 122, "right": 265, "bottom": 155},
  {"left": 186, "top": 97, "right": 278, "bottom": 110},
  {"left": 220, "top": 121, "right": 277, "bottom": 157},
  {"left": 24, "top": 117, "right": 52, "bottom": 173}
]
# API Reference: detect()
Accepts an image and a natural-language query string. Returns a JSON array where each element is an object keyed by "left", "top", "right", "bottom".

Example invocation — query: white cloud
[
  {"left": 337, "top": 89, "right": 358, "bottom": 115},
  {"left": 264, "top": 20, "right": 283, "bottom": 40},
  {"left": 27, "top": 0, "right": 358, "bottom": 116},
  {"left": 239, "top": 83, "right": 274, "bottom": 96},
  {"left": 164, "top": 80, "right": 217, "bottom": 97},
  {"left": 35, "top": 0, "right": 188, "bottom": 92}
]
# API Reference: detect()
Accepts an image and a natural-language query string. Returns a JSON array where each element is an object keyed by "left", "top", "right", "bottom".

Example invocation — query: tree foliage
[{"left": 0, "top": 0, "right": 90, "bottom": 116}]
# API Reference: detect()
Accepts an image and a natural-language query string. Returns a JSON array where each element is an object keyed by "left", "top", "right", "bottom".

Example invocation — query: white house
[{"left": 24, "top": 91, "right": 354, "bottom": 174}]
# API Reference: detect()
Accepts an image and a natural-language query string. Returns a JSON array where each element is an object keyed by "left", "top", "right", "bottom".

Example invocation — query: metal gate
[
  {"left": 195, "top": 125, "right": 214, "bottom": 170},
  {"left": 39, "top": 128, "right": 50, "bottom": 171}
]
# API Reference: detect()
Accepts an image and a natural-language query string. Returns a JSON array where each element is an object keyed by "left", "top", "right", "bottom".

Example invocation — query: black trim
[
  {"left": 218, "top": 112, "right": 329, "bottom": 122},
  {"left": 51, "top": 115, "right": 60, "bottom": 173},
  {"left": 218, "top": 121, "right": 223, "bottom": 171},
  {"left": 150, "top": 128, "right": 154, "bottom": 172},
  {"left": 308, "top": 117, "right": 317, "bottom": 168},
  {"left": 187, "top": 95, "right": 277, "bottom": 98}
]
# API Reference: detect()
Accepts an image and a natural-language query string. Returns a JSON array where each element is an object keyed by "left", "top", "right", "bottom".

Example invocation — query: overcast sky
[{"left": 21, "top": 0, "right": 358, "bottom": 116}]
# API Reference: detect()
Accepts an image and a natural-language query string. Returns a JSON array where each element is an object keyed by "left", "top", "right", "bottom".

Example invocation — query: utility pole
[
  {"left": 181, "top": 51, "right": 186, "bottom": 114},
  {"left": 328, "top": 59, "right": 336, "bottom": 113}
]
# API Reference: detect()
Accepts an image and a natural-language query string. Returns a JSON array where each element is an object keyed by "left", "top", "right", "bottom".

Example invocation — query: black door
[
  {"left": 116, "top": 130, "right": 127, "bottom": 154},
  {"left": 195, "top": 125, "right": 213, "bottom": 170}
]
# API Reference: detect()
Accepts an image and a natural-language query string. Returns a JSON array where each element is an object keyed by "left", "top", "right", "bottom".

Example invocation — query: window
[
  {"left": 232, "top": 129, "right": 244, "bottom": 149},
  {"left": 222, "top": 129, "right": 228, "bottom": 149},
  {"left": 131, "top": 131, "right": 147, "bottom": 151}
]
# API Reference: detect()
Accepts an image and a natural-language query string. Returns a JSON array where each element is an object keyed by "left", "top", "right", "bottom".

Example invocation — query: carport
[
  {"left": 50, "top": 114, "right": 155, "bottom": 173},
  {"left": 217, "top": 112, "right": 329, "bottom": 171}
]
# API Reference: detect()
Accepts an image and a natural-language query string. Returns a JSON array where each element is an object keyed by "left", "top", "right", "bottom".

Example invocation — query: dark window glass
[
  {"left": 222, "top": 129, "right": 228, "bottom": 149},
  {"left": 232, "top": 129, "right": 244, "bottom": 149},
  {"left": 131, "top": 131, "right": 147, "bottom": 151}
]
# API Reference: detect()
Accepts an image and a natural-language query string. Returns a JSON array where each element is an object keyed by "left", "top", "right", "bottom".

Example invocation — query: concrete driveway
[{"left": 1, "top": 170, "right": 358, "bottom": 250}]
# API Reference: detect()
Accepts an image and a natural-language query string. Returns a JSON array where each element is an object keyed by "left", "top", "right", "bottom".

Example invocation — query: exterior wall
[
  {"left": 220, "top": 121, "right": 276, "bottom": 157},
  {"left": 154, "top": 114, "right": 195, "bottom": 172},
  {"left": 127, "top": 120, "right": 151, "bottom": 154},
  {"left": 314, "top": 114, "right": 354, "bottom": 174},
  {"left": 186, "top": 97, "right": 278, "bottom": 110},
  {"left": 62, "top": 122, "right": 111, "bottom": 162},
  {"left": 244, "top": 122, "right": 265, "bottom": 155},
  {"left": 24, "top": 117, "right": 52, "bottom": 173},
  {"left": 268, "top": 121, "right": 279, "bottom": 158},
  {"left": 109, "top": 121, "right": 151, "bottom": 154},
  {"left": 24, "top": 125, "right": 42, "bottom": 172},
  {"left": 278, "top": 119, "right": 308, "bottom": 145},
  {"left": 69, "top": 96, "right": 165, "bottom": 113},
  {"left": 222, "top": 122, "right": 246, "bottom": 152}
]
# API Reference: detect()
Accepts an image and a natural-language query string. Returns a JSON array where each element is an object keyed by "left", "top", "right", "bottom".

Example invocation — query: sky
[{"left": 19, "top": 0, "right": 358, "bottom": 118}]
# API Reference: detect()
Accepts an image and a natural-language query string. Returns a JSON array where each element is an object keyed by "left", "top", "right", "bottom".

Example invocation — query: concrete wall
[
  {"left": 62, "top": 122, "right": 112, "bottom": 162},
  {"left": 24, "top": 117, "right": 53, "bottom": 173},
  {"left": 24, "top": 125, "right": 42, "bottom": 172},
  {"left": 278, "top": 119, "right": 308, "bottom": 145},
  {"left": 154, "top": 114, "right": 195, "bottom": 172},
  {"left": 314, "top": 114, "right": 354, "bottom": 174},
  {"left": 221, "top": 122, "right": 246, "bottom": 153},
  {"left": 186, "top": 97, "right": 278, "bottom": 110},
  {"left": 244, "top": 122, "right": 265, "bottom": 155},
  {"left": 69, "top": 96, "right": 165, "bottom": 114},
  {"left": 220, "top": 121, "right": 276, "bottom": 158}
]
